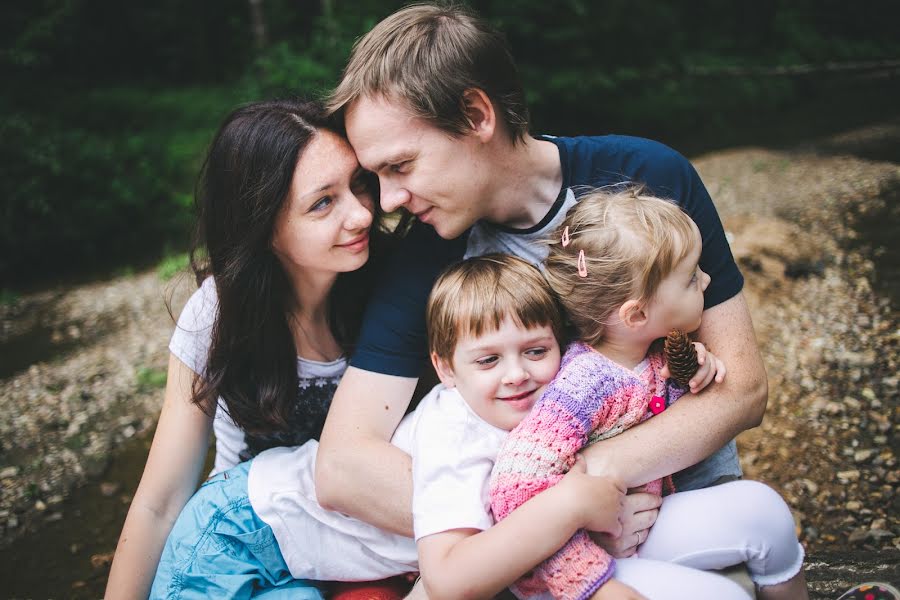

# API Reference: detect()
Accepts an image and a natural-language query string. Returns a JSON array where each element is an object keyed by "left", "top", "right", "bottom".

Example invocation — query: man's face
[{"left": 345, "top": 95, "right": 487, "bottom": 240}]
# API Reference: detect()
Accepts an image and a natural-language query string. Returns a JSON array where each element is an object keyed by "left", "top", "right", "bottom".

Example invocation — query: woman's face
[{"left": 272, "top": 130, "right": 375, "bottom": 279}]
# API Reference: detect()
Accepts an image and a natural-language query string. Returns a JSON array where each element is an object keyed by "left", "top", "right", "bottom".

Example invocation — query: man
[{"left": 316, "top": 2, "right": 766, "bottom": 562}]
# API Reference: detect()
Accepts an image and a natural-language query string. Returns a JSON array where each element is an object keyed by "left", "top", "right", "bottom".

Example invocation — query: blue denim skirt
[{"left": 150, "top": 461, "right": 325, "bottom": 600}]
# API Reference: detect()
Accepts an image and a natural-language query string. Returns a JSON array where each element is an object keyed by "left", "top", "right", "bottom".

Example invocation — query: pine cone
[{"left": 664, "top": 329, "right": 699, "bottom": 388}]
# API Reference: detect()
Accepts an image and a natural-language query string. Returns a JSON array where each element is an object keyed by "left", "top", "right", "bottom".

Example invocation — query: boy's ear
[
  {"left": 430, "top": 352, "right": 456, "bottom": 388},
  {"left": 461, "top": 88, "right": 496, "bottom": 142},
  {"left": 619, "top": 299, "right": 648, "bottom": 329}
]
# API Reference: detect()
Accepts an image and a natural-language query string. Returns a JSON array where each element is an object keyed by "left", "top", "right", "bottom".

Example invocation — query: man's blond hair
[
  {"left": 327, "top": 2, "right": 528, "bottom": 143},
  {"left": 427, "top": 254, "right": 565, "bottom": 364},
  {"left": 544, "top": 186, "right": 699, "bottom": 347}
]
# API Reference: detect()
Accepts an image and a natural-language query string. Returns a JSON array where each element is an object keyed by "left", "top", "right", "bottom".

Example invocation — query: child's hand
[
  {"left": 686, "top": 342, "right": 726, "bottom": 393},
  {"left": 590, "top": 578, "right": 648, "bottom": 600},
  {"left": 589, "top": 484, "right": 661, "bottom": 558},
  {"left": 561, "top": 456, "right": 626, "bottom": 536}
]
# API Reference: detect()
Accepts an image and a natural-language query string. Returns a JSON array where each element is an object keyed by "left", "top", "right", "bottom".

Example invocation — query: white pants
[{"left": 613, "top": 480, "right": 805, "bottom": 599}]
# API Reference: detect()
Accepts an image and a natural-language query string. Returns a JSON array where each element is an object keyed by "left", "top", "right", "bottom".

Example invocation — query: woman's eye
[
  {"left": 310, "top": 196, "right": 333, "bottom": 212},
  {"left": 526, "top": 347, "right": 548, "bottom": 359},
  {"left": 475, "top": 356, "right": 498, "bottom": 367}
]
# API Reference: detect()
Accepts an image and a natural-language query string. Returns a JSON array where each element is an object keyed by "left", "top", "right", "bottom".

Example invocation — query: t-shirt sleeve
[
  {"left": 350, "top": 222, "right": 467, "bottom": 377},
  {"left": 412, "top": 398, "right": 497, "bottom": 540},
  {"left": 168, "top": 276, "right": 217, "bottom": 375},
  {"left": 617, "top": 139, "right": 743, "bottom": 309}
]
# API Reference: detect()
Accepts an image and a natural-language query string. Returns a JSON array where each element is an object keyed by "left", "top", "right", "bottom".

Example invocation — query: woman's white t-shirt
[{"left": 168, "top": 276, "right": 347, "bottom": 474}]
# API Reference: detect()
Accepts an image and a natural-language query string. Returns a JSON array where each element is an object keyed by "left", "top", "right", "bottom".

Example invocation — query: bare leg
[{"left": 758, "top": 569, "right": 809, "bottom": 600}]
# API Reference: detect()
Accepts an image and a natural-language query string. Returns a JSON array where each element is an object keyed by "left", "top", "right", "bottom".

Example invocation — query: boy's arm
[
  {"left": 581, "top": 292, "right": 766, "bottom": 487},
  {"left": 315, "top": 367, "right": 417, "bottom": 536},
  {"left": 417, "top": 465, "right": 623, "bottom": 600}
]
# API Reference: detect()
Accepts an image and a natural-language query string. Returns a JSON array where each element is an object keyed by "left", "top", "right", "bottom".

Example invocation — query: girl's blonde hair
[
  {"left": 427, "top": 254, "right": 565, "bottom": 365},
  {"left": 544, "top": 186, "right": 698, "bottom": 346}
]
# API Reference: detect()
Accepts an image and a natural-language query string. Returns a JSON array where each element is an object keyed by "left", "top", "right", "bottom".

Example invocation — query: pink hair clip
[
  {"left": 561, "top": 226, "right": 571, "bottom": 248},
  {"left": 577, "top": 250, "right": 587, "bottom": 278}
]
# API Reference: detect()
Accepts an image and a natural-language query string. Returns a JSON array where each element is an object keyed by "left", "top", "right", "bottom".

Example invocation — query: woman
[{"left": 105, "top": 98, "right": 393, "bottom": 599}]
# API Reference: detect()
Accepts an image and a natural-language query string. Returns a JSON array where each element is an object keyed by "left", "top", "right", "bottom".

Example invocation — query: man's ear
[
  {"left": 431, "top": 352, "right": 456, "bottom": 388},
  {"left": 461, "top": 88, "right": 496, "bottom": 142},
  {"left": 619, "top": 299, "right": 648, "bottom": 329}
]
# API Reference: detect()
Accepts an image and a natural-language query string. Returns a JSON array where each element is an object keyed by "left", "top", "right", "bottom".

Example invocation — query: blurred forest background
[{"left": 3, "top": 0, "right": 900, "bottom": 289}]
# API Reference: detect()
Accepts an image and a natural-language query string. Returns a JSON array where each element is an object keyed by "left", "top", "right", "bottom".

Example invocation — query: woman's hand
[
  {"left": 588, "top": 484, "right": 661, "bottom": 558},
  {"left": 561, "top": 456, "right": 626, "bottom": 536},
  {"left": 590, "top": 578, "right": 648, "bottom": 600}
]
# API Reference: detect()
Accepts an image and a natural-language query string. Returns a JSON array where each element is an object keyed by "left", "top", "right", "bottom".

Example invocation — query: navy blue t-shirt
[{"left": 351, "top": 134, "right": 743, "bottom": 379}]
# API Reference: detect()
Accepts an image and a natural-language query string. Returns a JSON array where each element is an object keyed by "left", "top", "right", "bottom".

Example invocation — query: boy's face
[
  {"left": 345, "top": 95, "right": 488, "bottom": 240},
  {"left": 434, "top": 317, "right": 561, "bottom": 431}
]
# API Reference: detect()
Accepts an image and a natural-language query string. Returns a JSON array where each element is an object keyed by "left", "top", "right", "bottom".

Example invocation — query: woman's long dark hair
[{"left": 189, "top": 98, "right": 386, "bottom": 436}]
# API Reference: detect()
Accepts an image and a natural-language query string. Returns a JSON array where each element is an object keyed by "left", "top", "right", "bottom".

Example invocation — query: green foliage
[
  {"left": 0, "top": 85, "right": 247, "bottom": 284},
  {"left": 157, "top": 253, "right": 190, "bottom": 282},
  {"left": 0, "top": 289, "right": 19, "bottom": 306},
  {"left": 3, "top": 0, "right": 897, "bottom": 285},
  {"left": 136, "top": 366, "right": 167, "bottom": 392}
]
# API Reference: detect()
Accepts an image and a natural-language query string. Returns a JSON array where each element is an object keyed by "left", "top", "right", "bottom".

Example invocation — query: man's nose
[{"left": 380, "top": 181, "right": 411, "bottom": 213}]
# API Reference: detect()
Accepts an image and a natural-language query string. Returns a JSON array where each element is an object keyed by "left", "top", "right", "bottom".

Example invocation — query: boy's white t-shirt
[{"left": 248, "top": 384, "right": 507, "bottom": 580}]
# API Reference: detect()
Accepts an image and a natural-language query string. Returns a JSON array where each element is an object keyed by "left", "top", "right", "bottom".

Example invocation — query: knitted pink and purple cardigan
[{"left": 489, "top": 341, "right": 685, "bottom": 600}]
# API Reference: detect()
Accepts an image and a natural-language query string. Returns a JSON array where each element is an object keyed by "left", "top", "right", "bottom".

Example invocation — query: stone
[
  {"left": 100, "top": 482, "right": 121, "bottom": 497},
  {"left": 0, "top": 466, "right": 19, "bottom": 479},
  {"left": 837, "top": 470, "right": 861, "bottom": 483},
  {"left": 849, "top": 527, "right": 872, "bottom": 544},
  {"left": 854, "top": 449, "right": 875, "bottom": 463},
  {"left": 90, "top": 552, "right": 115, "bottom": 569}
]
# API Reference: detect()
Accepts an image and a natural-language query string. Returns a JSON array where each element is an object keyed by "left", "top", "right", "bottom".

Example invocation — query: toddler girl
[{"left": 490, "top": 186, "right": 808, "bottom": 600}]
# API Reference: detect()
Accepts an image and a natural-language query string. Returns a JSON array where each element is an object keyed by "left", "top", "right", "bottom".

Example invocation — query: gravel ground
[{"left": 0, "top": 127, "right": 897, "bottom": 596}]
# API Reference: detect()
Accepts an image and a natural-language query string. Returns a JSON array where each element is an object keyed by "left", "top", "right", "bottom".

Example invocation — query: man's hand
[
  {"left": 590, "top": 578, "right": 648, "bottom": 600},
  {"left": 589, "top": 485, "right": 661, "bottom": 558}
]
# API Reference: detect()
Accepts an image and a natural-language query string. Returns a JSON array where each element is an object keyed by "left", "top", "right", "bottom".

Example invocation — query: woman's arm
[
  {"left": 417, "top": 463, "right": 624, "bottom": 600},
  {"left": 104, "top": 354, "right": 214, "bottom": 599},
  {"left": 581, "top": 293, "right": 767, "bottom": 487},
  {"left": 315, "top": 366, "right": 418, "bottom": 536}
]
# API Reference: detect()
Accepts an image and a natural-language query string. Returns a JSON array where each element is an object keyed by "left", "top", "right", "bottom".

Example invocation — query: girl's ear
[
  {"left": 431, "top": 352, "right": 456, "bottom": 388},
  {"left": 619, "top": 299, "right": 648, "bottom": 329},
  {"left": 461, "top": 88, "right": 496, "bottom": 142}
]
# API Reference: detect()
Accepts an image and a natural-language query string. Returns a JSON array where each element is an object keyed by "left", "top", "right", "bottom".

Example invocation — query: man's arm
[
  {"left": 315, "top": 366, "right": 417, "bottom": 536},
  {"left": 581, "top": 292, "right": 767, "bottom": 487}
]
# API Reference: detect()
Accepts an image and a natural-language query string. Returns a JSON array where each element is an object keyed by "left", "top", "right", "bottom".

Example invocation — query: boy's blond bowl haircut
[
  {"left": 544, "top": 186, "right": 698, "bottom": 347},
  {"left": 327, "top": 2, "right": 529, "bottom": 143},
  {"left": 426, "top": 254, "right": 565, "bottom": 365}
]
